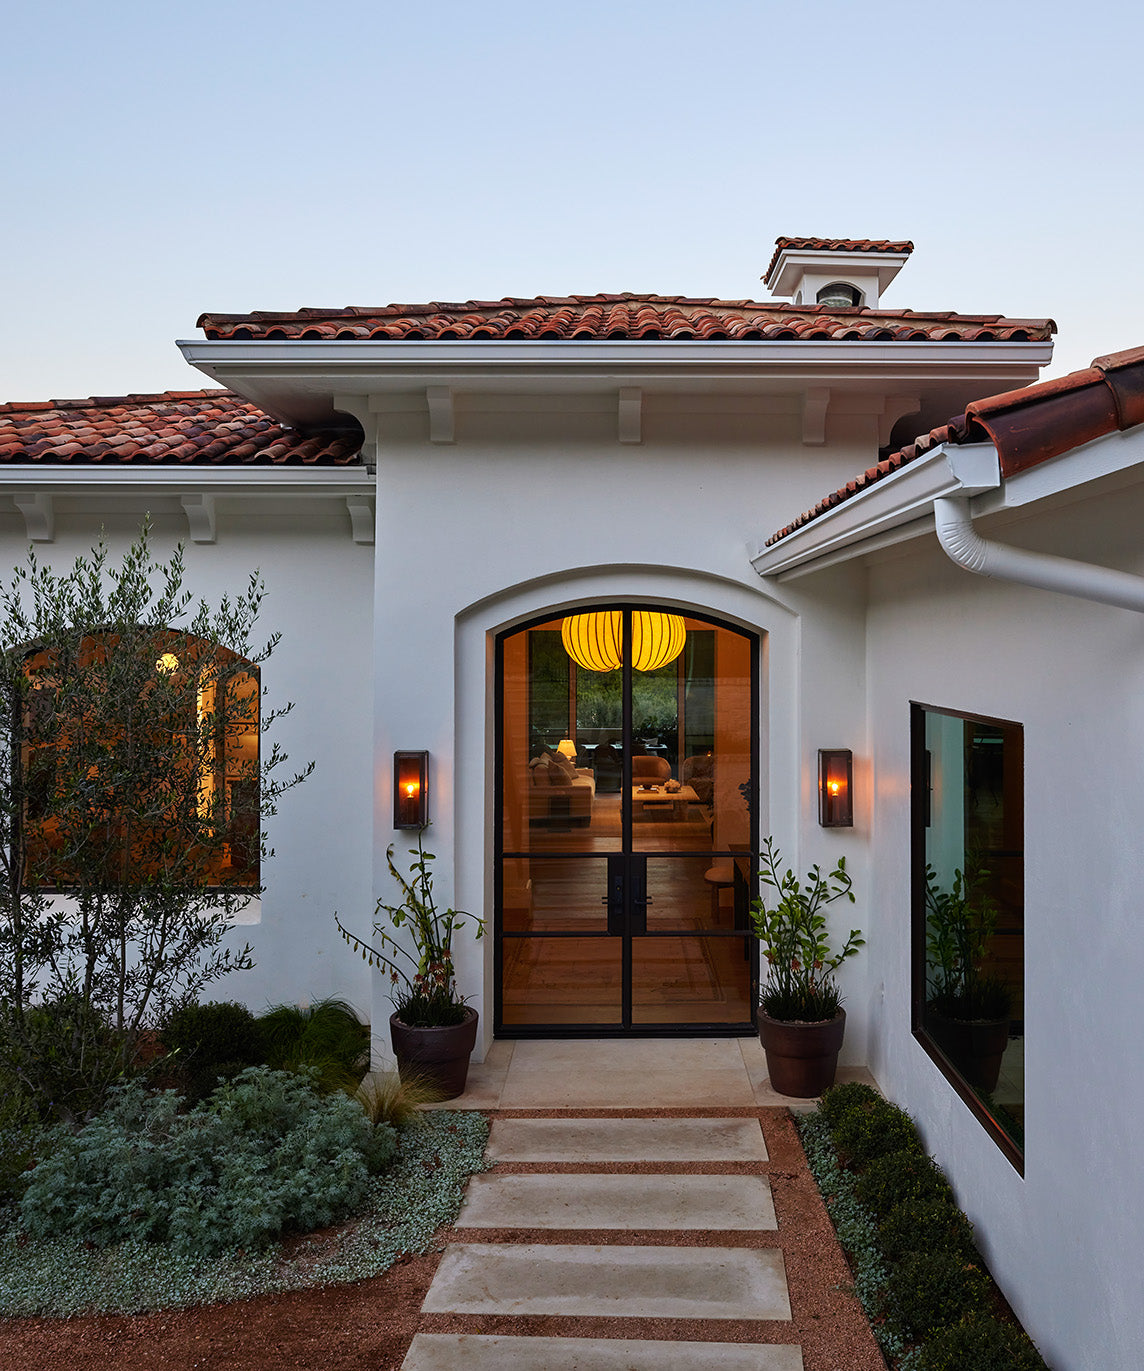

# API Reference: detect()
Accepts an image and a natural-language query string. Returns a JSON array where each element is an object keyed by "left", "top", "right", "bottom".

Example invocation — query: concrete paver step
[
  {"left": 422, "top": 1243, "right": 792, "bottom": 1320},
  {"left": 485, "top": 1116, "right": 768, "bottom": 1162},
  {"left": 403, "top": 1332, "right": 804, "bottom": 1370},
  {"left": 457, "top": 1171, "right": 777, "bottom": 1230}
]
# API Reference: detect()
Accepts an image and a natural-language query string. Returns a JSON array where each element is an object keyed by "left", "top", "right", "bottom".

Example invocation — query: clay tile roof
[
  {"left": 762, "top": 237, "right": 915, "bottom": 286},
  {"left": 764, "top": 343, "right": 1144, "bottom": 547},
  {"left": 196, "top": 292, "right": 1050, "bottom": 345},
  {"left": 0, "top": 390, "right": 362, "bottom": 466}
]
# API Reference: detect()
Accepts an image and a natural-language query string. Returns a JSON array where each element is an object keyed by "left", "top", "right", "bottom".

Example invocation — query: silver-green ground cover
[{"left": 0, "top": 1110, "right": 489, "bottom": 1318}]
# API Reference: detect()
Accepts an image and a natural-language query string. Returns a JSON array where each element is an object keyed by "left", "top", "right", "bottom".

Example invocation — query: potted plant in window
[
  {"left": 749, "top": 837, "right": 864, "bottom": 1098},
  {"left": 924, "top": 862, "right": 1012, "bottom": 1093},
  {"left": 336, "top": 830, "right": 484, "bottom": 1099}
]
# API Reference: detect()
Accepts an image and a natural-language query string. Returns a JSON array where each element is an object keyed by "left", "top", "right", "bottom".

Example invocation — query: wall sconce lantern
[
  {"left": 818, "top": 749, "right": 853, "bottom": 827},
  {"left": 394, "top": 751, "right": 429, "bottom": 829}
]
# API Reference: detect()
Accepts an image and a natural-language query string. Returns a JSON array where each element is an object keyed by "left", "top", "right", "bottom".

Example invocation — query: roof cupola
[{"left": 763, "top": 237, "right": 913, "bottom": 309}]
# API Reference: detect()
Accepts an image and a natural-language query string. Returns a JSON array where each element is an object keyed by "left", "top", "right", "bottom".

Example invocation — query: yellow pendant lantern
[
  {"left": 630, "top": 610, "right": 686, "bottom": 671},
  {"left": 561, "top": 611, "right": 622, "bottom": 672},
  {"left": 561, "top": 611, "right": 686, "bottom": 673}
]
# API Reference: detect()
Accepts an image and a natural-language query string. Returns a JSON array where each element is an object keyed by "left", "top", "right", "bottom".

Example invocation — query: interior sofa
[{"left": 528, "top": 752, "right": 596, "bottom": 826}]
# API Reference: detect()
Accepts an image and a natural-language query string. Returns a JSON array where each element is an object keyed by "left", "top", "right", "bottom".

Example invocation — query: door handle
[
  {"left": 629, "top": 858, "right": 648, "bottom": 935},
  {"left": 605, "top": 854, "right": 625, "bottom": 936}
]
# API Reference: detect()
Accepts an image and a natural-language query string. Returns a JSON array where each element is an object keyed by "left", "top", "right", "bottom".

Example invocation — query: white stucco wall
[
  {"left": 370, "top": 393, "right": 876, "bottom": 1062},
  {"left": 862, "top": 483, "right": 1144, "bottom": 1369},
  {"left": 0, "top": 496, "right": 376, "bottom": 1023}
]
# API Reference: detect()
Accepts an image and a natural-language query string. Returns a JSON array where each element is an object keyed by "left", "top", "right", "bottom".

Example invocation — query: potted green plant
[
  {"left": 336, "top": 829, "right": 484, "bottom": 1099},
  {"left": 924, "top": 861, "right": 1012, "bottom": 1092},
  {"left": 749, "top": 837, "right": 864, "bottom": 1097}
]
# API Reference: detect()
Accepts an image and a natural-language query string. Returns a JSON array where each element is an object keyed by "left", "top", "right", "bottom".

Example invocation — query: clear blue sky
[{"left": 3, "top": 0, "right": 1142, "bottom": 401}]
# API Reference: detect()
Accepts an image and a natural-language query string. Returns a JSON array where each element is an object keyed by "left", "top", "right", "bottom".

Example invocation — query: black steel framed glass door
[{"left": 495, "top": 605, "right": 758, "bottom": 1036}]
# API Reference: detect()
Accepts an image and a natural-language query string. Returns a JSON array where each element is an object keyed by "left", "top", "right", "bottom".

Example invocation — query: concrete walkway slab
[
  {"left": 485, "top": 1116, "right": 768, "bottom": 1162},
  {"left": 422, "top": 1243, "right": 792, "bottom": 1320},
  {"left": 457, "top": 1172, "right": 776, "bottom": 1230},
  {"left": 403, "top": 1332, "right": 804, "bottom": 1370}
]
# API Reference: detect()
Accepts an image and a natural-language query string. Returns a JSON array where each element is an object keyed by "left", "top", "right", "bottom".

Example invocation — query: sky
[{"left": 3, "top": 0, "right": 1143, "bottom": 402}]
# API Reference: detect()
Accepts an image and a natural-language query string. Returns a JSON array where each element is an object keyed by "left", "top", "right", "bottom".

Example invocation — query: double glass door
[{"left": 496, "top": 606, "right": 758, "bottom": 1035}]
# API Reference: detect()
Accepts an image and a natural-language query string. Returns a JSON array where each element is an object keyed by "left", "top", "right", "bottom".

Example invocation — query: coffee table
[{"left": 631, "top": 784, "right": 700, "bottom": 821}]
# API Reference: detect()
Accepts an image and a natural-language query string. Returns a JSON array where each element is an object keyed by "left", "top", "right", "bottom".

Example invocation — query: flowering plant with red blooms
[
  {"left": 336, "top": 828, "right": 484, "bottom": 1027},
  {"left": 750, "top": 837, "right": 864, "bottom": 1022}
]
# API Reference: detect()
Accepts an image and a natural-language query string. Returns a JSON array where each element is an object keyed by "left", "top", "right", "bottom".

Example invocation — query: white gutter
[
  {"left": 933, "top": 493, "right": 1144, "bottom": 613},
  {"left": 0, "top": 466, "right": 376, "bottom": 546},
  {"left": 750, "top": 443, "right": 1002, "bottom": 579},
  {"left": 179, "top": 338, "right": 1053, "bottom": 377}
]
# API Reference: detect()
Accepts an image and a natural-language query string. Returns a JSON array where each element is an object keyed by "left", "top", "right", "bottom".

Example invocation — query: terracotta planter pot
[
  {"left": 389, "top": 1006, "right": 478, "bottom": 1100},
  {"left": 758, "top": 1008, "right": 846, "bottom": 1098},
  {"left": 927, "top": 1009, "right": 1010, "bottom": 1094}
]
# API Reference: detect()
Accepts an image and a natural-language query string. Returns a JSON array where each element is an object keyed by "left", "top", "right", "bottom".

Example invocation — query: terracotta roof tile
[
  {"left": 0, "top": 390, "right": 362, "bottom": 466},
  {"left": 762, "top": 237, "right": 914, "bottom": 286},
  {"left": 197, "top": 293, "right": 1051, "bottom": 344},
  {"left": 764, "top": 343, "right": 1144, "bottom": 547}
]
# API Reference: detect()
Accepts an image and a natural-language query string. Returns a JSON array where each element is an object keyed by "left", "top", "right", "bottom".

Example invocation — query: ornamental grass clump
[
  {"left": 749, "top": 836, "right": 864, "bottom": 1021},
  {"left": 336, "top": 829, "right": 484, "bottom": 1028},
  {"left": 18, "top": 1067, "right": 395, "bottom": 1257},
  {"left": 257, "top": 997, "right": 370, "bottom": 1093},
  {"left": 354, "top": 1069, "right": 443, "bottom": 1128}
]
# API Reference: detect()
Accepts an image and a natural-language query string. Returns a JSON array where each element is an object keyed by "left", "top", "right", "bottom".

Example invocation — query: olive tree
[{"left": 0, "top": 528, "right": 311, "bottom": 1120}]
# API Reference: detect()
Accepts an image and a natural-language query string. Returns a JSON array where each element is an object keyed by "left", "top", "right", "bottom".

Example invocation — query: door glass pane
[
  {"left": 501, "top": 618, "right": 620, "bottom": 854},
  {"left": 643, "top": 855, "right": 752, "bottom": 933},
  {"left": 501, "top": 935, "right": 623, "bottom": 1026},
  {"left": 632, "top": 935, "right": 752, "bottom": 1024},
  {"left": 631, "top": 619, "right": 753, "bottom": 856},
  {"left": 501, "top": 856, "right": 611, "bottom": 933}
]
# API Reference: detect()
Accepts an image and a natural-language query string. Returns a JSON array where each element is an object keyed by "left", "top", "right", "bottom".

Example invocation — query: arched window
[
  {"left": 816, "top": 282, "right": 863, "bottom": 308},
  {"left": 19, "top": 629, "right": 260, "bottom": 892}
]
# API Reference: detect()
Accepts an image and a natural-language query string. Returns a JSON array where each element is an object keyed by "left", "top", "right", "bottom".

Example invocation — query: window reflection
[{"left": 914, "top": 705, "right": 1024, "bottom": 1164}]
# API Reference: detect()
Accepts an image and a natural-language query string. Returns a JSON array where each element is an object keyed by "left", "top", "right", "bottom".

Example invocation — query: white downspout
[{"left": 933, "top": 494, "right": 1144, "bottom": 614}]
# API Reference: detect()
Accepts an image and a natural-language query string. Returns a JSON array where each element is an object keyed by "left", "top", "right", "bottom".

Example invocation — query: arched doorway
[{"left": 495, "top": 605, "right": 758, "bottom": 1035}]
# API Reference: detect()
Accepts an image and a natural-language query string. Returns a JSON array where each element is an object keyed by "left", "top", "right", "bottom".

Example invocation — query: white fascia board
[
  {"left": 178, "top": 338, "right": 1053, "bottom": 389},
  {"left": 749, "top": 443, "right": 1001, "bottom": 580},
  {"left": 0, "top": 466, "right": 374, "bottom": 496}
]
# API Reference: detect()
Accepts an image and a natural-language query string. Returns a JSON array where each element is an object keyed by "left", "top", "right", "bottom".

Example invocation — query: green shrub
[
  {"left": 888, "top": 1248, "right": 991, "bottom": 1340},
  {"left": 0, "top": 995, "right": 129, "bottom": 1124},
  {"left": 877, "top": 1195, "right": 977, "bottom": 1265},
  {"left": 18, "top": 1067, "right": 396, "bottom": 1256},
  {"left": 818, "top": 1080, "right": 882, "bottom": 1127},
  {"left": 257, "top": 998, "right": 369, "bottom": 1092},
  {"left": 0, "top": 1065, "right": 43, "bottom": 1211},
  {"left": 832, "top": 1099, "right": 924, "bottom": 1170},
  {"left": 917, "top": 1312, "right": 1050, "bottom": 1371},
  {"left": 159, "top": 1000, "right": 263, "bottom": 1103},
  {"left": 854, "top": 1147, "right": 953, "bottom": 1218}
]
